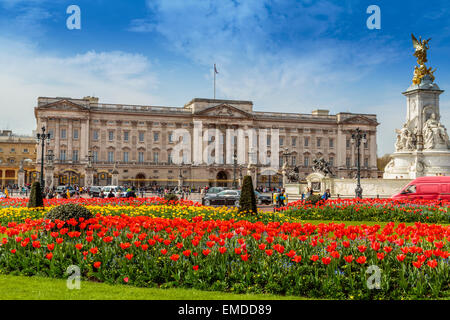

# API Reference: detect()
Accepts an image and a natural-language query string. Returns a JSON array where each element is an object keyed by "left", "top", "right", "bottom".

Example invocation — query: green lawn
[{"left": 0, "top": 274, "right": 307, "bottom": 300}]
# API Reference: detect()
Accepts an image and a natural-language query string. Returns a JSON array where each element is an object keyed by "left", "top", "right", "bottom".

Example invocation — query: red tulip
[
  {"left": 356, "top": 256, "right": 367, "bottom": 264},
  {"left": 427, "top": 259, "right": 438, "bottom": 268}
]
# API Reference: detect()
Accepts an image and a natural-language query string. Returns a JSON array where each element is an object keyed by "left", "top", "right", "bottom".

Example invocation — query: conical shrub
[
  {"left": 28, "top": 181, "right": 44, "bottom": 208},
  {"left": 238, "top": 175, "right": 257, "bottom": 214}
]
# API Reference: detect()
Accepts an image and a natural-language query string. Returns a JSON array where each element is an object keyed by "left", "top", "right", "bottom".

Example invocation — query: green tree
[
  {"left": 238, "top": 175, "right": 257, "bottom": 214},
  {"left": 27, "top": 182, "right": 44, "bottom": 208}
]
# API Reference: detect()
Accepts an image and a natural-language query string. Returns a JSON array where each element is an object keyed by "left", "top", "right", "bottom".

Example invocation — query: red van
[{"left": 392, "top": 176, "right": 450, "bottom": 201}]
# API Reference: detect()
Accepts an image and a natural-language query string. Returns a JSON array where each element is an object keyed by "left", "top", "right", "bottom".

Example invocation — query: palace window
[
  {"left": 153, "top": 152, "right": 159, "bottom": 163},
  {"left": 108, "top": 131, "right": 114, "bottom": 141},
  {"left": 329, "top": 138, "right": 334, "bottom": 148},
  {"left": 329, "top": 156, "right": 334, "bottom": 166},
  {"left": 279, "top": 137, "right": 284, "bottom": 146},
  {"left": 304, "top": 156, "right": 309, "bottom": 167},
  {"left": 93, "top": 130, "right": 99, "bottom": 140},
  {"left": 139, "top": 132, "right": 145, "bottom": 142},
  {"left": 93, "top": 151, "right": 98, "bottom": 162},
  {"left": 124, "top": 131, "right": 129, "bottom": 141},
  {"left": 154, "top": 132, "right": 159, "bottom": 142},
  {"left": 317, "top": 137, "right": 321, "bottom": 147},
  {"left": 72, "top": 150, "right": 79, "bottom": 162},
  {"left": 108, "top": 151, "right": 114, "bottom": 163},
  {"left": 138, "top": 152, "right": 144, "bottom": 163},
  {"left": 364, "top": 157, "right": 369, "bottom": 168},
  {"left": 291, "top": 137, "right": 297, "bottom": 147},
  {"left": 346, "top": 157, "right": 351, "bottom": 167},
  {"left": 61, "top": 129, "right": 67, "bottom": 139},
  {"left": 123, "top": 152, "right": 129, "bottom": 163},
  {"left": 168, "top": 133, "right": 173, "bottom": 143},
  {"left": 73, "top": 129, "right": 79, "bottom": 139},
  {"left": 60, "top": 150, "right": 66, "bottom": 161},
  {"left": 304, "top": 137, "right": 309, "bottom": 147},
  {"left": 346, "top": 139, "right": 350, "bottom": 148}
]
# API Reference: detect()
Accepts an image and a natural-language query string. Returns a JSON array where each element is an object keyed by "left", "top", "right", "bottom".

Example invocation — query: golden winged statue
[
  {"left": 411, "top": 34, "right": 431, "bottom": 65},
  {"left": 411, "top": 34, "right": 436, "bottom": 85}
]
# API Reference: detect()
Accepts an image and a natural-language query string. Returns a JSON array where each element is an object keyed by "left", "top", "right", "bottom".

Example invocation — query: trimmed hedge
[
  {"left": 27, "top": 182, "right": 44, "bottom": 208},
  {"left": 239, "top": 175, "right": 257, "bottom": 214}
]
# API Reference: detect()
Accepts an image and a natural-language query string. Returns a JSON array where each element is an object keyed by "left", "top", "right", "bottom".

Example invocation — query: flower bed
[
  {"left": 1, "top": 197, "right": 449, "bottom": 224},
  {"left": 0, "top": 215, "right": 448, "bottom": 299},
  {"left": 279, "top": 198, "right": 450, "bottom": 224}
]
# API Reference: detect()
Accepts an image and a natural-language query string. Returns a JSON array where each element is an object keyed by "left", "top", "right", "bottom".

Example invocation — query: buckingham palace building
[{"left": 34, "top": 96, "right": 379, "bottom": 188}]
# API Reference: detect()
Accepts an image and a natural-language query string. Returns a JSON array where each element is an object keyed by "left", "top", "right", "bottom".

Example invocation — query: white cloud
[{"left": 0, "top": 37, "right": 161, "bottom": 135}]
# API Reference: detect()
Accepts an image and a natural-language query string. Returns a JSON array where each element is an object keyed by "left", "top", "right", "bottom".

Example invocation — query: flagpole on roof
[{"left": 214, "top": 64, "right": 218, "bottom": 99}]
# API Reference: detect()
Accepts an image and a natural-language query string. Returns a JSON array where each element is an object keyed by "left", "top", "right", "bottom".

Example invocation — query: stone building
[
  {"left": 34, "top": 96, "right": 379, "bottom": 188},
  {"left": 0, "top": 130, "right": 37, "bottom": 187}
]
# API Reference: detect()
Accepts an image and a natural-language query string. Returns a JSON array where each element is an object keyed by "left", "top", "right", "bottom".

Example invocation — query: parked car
[
  {"left": 203, "top": 189, "right": 240, "bottom": 207},
  {"left": 254, "top": 191, "right": 272, "bottom": 205},
  {"left": 392, "top": 176, "right": 450, "bottom": 201},
  {"left": 55, "top": 185, "right": 76, "bottom": 197},
  {"left": 101, "top": 186, "right": 126, "bottom": 197},
  {"left": 88, "top": 186, "right": 102, "bottom": 197},
  {"left": 201, "top": 187, "right": 226, "bottom": 205}
]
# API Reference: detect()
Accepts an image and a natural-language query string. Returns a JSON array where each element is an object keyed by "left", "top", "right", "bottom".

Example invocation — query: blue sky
[{"left": 1, "top": 0, "right": 450, "bottom": 156}]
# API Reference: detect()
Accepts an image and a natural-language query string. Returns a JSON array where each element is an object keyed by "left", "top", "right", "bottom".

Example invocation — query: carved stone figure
[
  {"left": 423, "top": 113, "right": 440, "bottom": 149},
  {"left": 312, "top": 158, "right": 333, "bottom": 177}
]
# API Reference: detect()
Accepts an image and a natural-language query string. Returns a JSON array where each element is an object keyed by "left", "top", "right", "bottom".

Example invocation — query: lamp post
[
  {"left": 351, "top": 128, "right": 367, "bottom": 198},
  {"left": 233, "top": 150, "right": 237, "bottom": 189},
  {"left": 36, "top": 126, "right": 51, "bottom": 189}
]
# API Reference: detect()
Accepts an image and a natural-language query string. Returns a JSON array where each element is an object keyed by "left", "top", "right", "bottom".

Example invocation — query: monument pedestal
[{"left": 384, "top": 74, "right": 450, "bottom": 178}]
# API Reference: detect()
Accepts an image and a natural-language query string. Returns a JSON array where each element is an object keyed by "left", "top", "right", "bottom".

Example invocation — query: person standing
[{"left": 321, "top": 189, "right": 331, "bottom": 201}]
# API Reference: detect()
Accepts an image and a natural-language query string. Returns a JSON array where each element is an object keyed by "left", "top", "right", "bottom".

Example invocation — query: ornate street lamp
[
  {"left": 351, "top": 128, "right": 367, "bottom": 198},
  {"left": 36, "top": 126, "right": 51, "bottom": 189}
]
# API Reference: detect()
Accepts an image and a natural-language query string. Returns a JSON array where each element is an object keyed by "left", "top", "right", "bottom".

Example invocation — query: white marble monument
[{"left": 384, "top": 35, "right": 450, "bottom": 178}]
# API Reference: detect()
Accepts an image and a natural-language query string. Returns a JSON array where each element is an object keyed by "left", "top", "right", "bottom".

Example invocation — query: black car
[
  {"left": 201, "top": 187, "right": 226, "bottom": 205},
  {"left": 202, "top": 190, "right": 240, "bottom": 207},
  {"left": 88, "top": 186, "right": 102, "bottom": 197},
  {"left": 254, "top": 191, "right": 272, "bottom": 205}
]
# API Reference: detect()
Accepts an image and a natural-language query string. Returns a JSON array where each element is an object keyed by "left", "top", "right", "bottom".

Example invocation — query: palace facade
[
  {"left": 34, "top": 96, "right": 379, "bottom": 188},
  {"left": 0, "top": 130, "right": 37, "bottom": 187}
]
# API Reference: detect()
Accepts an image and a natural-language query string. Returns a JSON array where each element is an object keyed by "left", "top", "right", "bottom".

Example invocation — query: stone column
[
  {"left": 112, "top": 163, "right": 119, "bottom": 186},
  {"left": 80, "top": 118, "right": 89, "bottom": 162},
  {"left": 55, "top": 119, "right": 60, "bottom": 161},
  {"left": 336, "top": 127, "right": 345, "bottom": 168},
  {"left": 215, "top": 126, "right": 221, "bottom": 164},
  {"left": 369, "top": 132, "right": 377, "bottom": 168},
  {"left": 45, "top": 165, "right": 54, "bottom": 190},
  {"left": 68, "top": 119, "right": 73, "bottom": 161},
  {"left": 18, "top": 168, "right": 25, "bottom": 189},
  {"left": 84, "top": 166, "right": 94, "bottom": 188}
]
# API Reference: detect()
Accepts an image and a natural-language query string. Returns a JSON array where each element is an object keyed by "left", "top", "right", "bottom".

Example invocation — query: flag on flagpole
[{"left": 214, "top": 64, "right": 218, "bottom": 74}]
